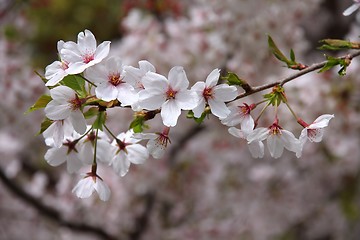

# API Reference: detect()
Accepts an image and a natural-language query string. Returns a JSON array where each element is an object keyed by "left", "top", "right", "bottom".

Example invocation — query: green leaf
[
  {"left": 186, "top": 110, "right": 208, "bottom": 124},
  {"left": 36, "top": 118, "right": 53, "bottom": 135},
  {"left": 319, "top": 55, "right": 350, "bottom": 76},
  {"left": 25, "top": 95, "right": 52, "bottom": 114},
  {"left": 92, "top": 111, "right": 106, "bottom": 130},
  {"left": 129, "top": 116, "right": 149, "bottom": 133},
  {"left": 290, "top": 49, "right": 295, "bottom": 62},
  {"left": 61, "top": 74, "right": 86, "bottom": 96},
  {"left": 319, "top": 39, "right": 353, "bottom": 51},
  {"left": 222, "top": 72, "right": 243, "bottom": 86},
  {"left": 84, "top": 107, "right": 99, "bottom": 119},
  {"left": 268, "top": 35, "right": 291, "bottom": 64}
]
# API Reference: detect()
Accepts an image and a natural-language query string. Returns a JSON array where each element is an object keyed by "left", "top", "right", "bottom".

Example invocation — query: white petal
[
  {"left": 168, "top": 66, "right": 189, "bottom": 91},
  {"left": 191, "top": 81, "right": 206, "bottom": 93},
  {"left": 308, "top": 114, "right": 334, "bottom": 129},
  {"left": 138, "top": 90, "right": 165, "bottom": 110},
  {"left": 142, "top": 72, "right": 168, "bottom": 93},
  {"left": 127, "top": 144, "right": 149, "bottom": 164},
  {"left": 343, "top": 4, "right": 360, "bottom": 16},
  {"left": 66, "top": 152, "right": 83, "bottom": 174},
  {"left": 176, "top": 90, "right": 200, "bottom": 110},
  {"left": 208, "top": 99, "right": 230, "bottom": 119},
  {"left": 267, "top": 135, "right": 284, "bottom": 158},
  {"left": 240, "top": 115, "right": 255, "bottom": 136},
  {"left": 111, "top": 153, "right": 131, "bottom": 177},
  {"left": 228, "top": 127, "right": 244, "bottom": 139},
  {"left": 247, "top": 128, "right": 269, "bottom": 143},
  {"left": 94, "top": 41, "right": 111, "bottom": 61},
  {"left": 213, "top": 84, "right": 238, "bottom": 102},
  {"left": 161, "top": 100, "right": 181, "bottom": 127},
  {"left": 248, "top": 141, "right": 264, "bottom": 158},
  {"left": 94, "top": 179, "right": 111, "bottom": 201},
  {"left": 79, "top": 142, "right": 94, "bottom": 165},
  {"left": 306, "top": 128, "right": 325, "bottom": 143},
  {"left": 117, "top": 84, "right": 137, "bottom": 106},
  {"left": 192, "top": 99, "right": 206, "bottom": 118},
  {"left": 66, "top": 62, "right": 88, "bottom": 74},
  {"left": 205, "top": 68, "right": 220, "bottom": 87},
  {"left": 45, "top": 101, "right": 71, "bottom": 120},
  {"left": 79, "top": 30, "right": 97, "bottom": 52},
  {"left": 280, "top": 130, "right": 301, "bottom": 156},
  {"left": 96, "top": 140, "right": 114, "bottom": 164},
  {"left": 95, "top": 83, "right": 118, "bottom": 101},
  {"left": 139, "top": 60, "right": 155, "bottom": 72},
  {"left": 50, "top": 86, "right": 76, "bottom": 102},
  {"left": 44, "top": 147, "right": 67, "bottom": 166},
  {"left": 69, "top": 110, "right": 87, "bottom": 134},
  {"left": 147, "top": 139, "right": 165, "bottom": 159},
  {"left": 72, "top": 177, "right": 95, "bottom": 199}
]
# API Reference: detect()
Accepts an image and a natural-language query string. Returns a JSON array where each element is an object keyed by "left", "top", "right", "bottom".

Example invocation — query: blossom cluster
[{"left": 37, "top": 29, "right": 334, "bottom": 201}]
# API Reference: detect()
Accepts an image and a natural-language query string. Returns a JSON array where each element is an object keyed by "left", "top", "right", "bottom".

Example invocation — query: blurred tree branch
[{"left": 0, "top": 165, "right": 117, "bottom": 240}]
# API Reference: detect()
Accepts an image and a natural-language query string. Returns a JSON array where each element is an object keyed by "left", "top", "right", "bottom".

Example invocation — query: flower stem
[
  {"left": 284, "top": 101, "right": 299, "bottom": 121},
  {"left": 93, "top": 128, "right": 99, "bottom": 165},
  {"left": 77, "top": 74, "right": 97, "bottom": 87},
  {"left": 254, "top": 101, "right": 271, "bottom": 127},
  {"left": 103, "top": 124, "right": 118, "bottom": 140}
]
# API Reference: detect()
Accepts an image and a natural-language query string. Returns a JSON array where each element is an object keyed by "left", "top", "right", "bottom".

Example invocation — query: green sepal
[
  {"left": 36, "top": 118, "right": 53, "bottom": 135},
  {"left": 92, "top": 111, "right": 106, "bottom": 130},
  {"left": 61, "top": 74, "right": 86, "bottom": 97},
  {"left": 263, "top": 86, "right": 287, "bottom": 106},
  {"left": 186, "top": 110, "right": 208, "bottom": 124},
  {"left": 25, "top": 94, "right": 52, "bottom": 114},
  {"left": 129, "top": 116, "right": 149, "bottom": 133},
  {"left": 84, "top": 107, "right": 99, "bottom": 119},
  {"left": 319, "top": 55, "right": 350, "bottom": 76}
]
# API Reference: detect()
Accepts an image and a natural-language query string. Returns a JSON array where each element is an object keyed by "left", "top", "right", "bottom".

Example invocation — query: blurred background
[{"left": 1, "top": 0, "right": 360, "bottom": 239}]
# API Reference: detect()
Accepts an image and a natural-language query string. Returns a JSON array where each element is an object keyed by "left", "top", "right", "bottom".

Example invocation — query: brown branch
[
  {"left": 0, "top": 165, "right": 117, "bottom": 240},
  {"left": 234, "top": 50, "right": 360, "bottom": 100}
]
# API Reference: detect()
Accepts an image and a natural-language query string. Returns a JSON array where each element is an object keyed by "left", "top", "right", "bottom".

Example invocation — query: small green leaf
[
  {"left": 25, "top": 95, "right": 52, "bottom": 114},
  {"left": 290, "top": 49, "right": 295, "bottom": 62},
  {"left": 129, "top": 116, "right": 149, "bottom": 133},
  {"left": 61, "top": 75, "right": 86, "bottom": 96},
  {"left": 36, "top": 118, "right": 53, "bottom": 135},
  {"left": 84, "top": 107, "right": 99, "bottom": 119},
  {"left": 222, "top": 72, "right": 243, "bottom": 86},
  {"left": 319, "top": 39, "right": 353, "bottom": 51},
  {"left": 268, "top": 35, "right": 291, "bottom": 64},
  {"left": 92, "top": 111, "right": 106, "bottom": 130},
  {"left": 186, "top": 110, "right": 208, "bottom": 124}
]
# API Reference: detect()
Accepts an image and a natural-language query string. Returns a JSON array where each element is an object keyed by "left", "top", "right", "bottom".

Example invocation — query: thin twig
[{"left": 234, "top": 50, "right": 360, "bottom": 100}]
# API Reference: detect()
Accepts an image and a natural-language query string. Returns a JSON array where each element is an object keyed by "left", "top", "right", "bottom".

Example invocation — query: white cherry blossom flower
[
  {"left": 72, "top": 173, "right": 111, "bottom": 201},
  {"left": 110, "top": 130, "right": 149, "bottom": 177},
  {"left": 124, "top": 60, "right": 156, "bottom": 92},
  {"left": 138, "top": 66, "right": 199, "bottom": 127},
  {"left": 43, "top": 119, "right": 74, "bottom": 148},
  {"left": 44, "top": 132, "right": 84, "bottom": 174},
  {"left": 221, "top": 103, "right": 255, "bottom": 134},
  {"left": 61, "top": 29, "right": 110, "bottom": 74},
  {"left": 247, "top": 122, "right": 301, "bottom": 159},
  {"left": 191, "top": 68, "right": 237, "bottom": 118},
  {"left": 343, "top": 0, "right": 360, "bottom": 16},
  {"left": 134, "top": 127, "right": 171, "bottom": 159},
  {"left": 298, "top": 114, "right": 334, "bottom": 146},
  {"left": 85, "top": 57, "right": 136, "bottom": 105},
  {"left": 45, "top": 40, "right": 69, "bottom": 86},
  {"left": 44, "top": 86, "right": 87, "bottom": 134}
]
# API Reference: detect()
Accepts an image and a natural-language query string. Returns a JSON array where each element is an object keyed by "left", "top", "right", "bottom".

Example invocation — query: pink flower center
[
  {"left": 68, "top": 95, "right": 82, "bottom": 111},
  {"left": 203, "top": 87, "right": 213, "bottom": 101},
  {"left": 83, "top": 53, "right": 95, "bottom": 64},
  {"left": 156, "top": 133, "right": 171, "bottom": 148},
  {"left": 166, "top": 87, "right": 177, "bottom": 100},
  {"left": 269, "top": 123, "right": 282, "bottom": 136},
  {"left": 307, "top": 128, "right": 320, "bottom": 141},
  {"left": 61, "top": 61, "right": 69, "bottom": 70},
  {"left": 108, "top": 73, "right": 123, "bottom": 86}
]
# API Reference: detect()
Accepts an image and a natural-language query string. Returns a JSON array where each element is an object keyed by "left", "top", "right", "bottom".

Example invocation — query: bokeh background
[{"left": 1, "top": 0, "right": 360, "bottom": 239}]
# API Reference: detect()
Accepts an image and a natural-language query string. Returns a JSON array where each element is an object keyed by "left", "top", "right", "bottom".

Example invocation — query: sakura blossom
[
  {"left": 44, "top": 86, "right": 87, "bottom": 134},
  {"left": 343, "top": 0, "right": 360, "bottom": 16},
  {"left": 228, "top": 126, "right": 264, "bottom": 158},
  {"left": 84, "top": 57, "right": 137, "bottom": 105},
  {"left": 221, "top": 103, "right": 255, "bottom": 134},
  {"left": 61, "top": 29, "right": 110, "bottom": 74},
  {"left": 44, "top": 132, "right": 84, "bottom": 174},
  {"left": 191, "top": 68, "right": 237, "bottom": 119},
  {"left": 138, "top": 66, "right": 199, "bottom": 127},
  {"left": 134, "top": 127, "right": 171, "bottom": 159},
  {"left": 299, "top": 114, "right": 334, "bottom": 145},
  {"left": 42, "top": 118, "right": 74, "bottom": 148},
  {"left": 247, "top": 122, "right": 302, "bottom": 158},
  {"left": 109, "top": 130, "right": 149, "bottom": 177},
  {"left": 44, "top": 40, "right": 69, "bottom": 86},
  {"left": 72, "top": 173, "right": 111, "bottom": 201}
]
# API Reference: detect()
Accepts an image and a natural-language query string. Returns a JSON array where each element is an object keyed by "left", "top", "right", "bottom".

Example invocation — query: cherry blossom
[
  {"left": 124, "top": 60, "right": 156, "bottom": 92},
  {"left": 298, "top": 114, "right": 334, "bottom": 145},
  {"left": 191, "top": 68, "right": 237, "bottom": 118},
  {"left": 343, "top": 0, "right": 360, "bottom": 16},
  {"left": 221, "top": 103, "right": 256, "bottom": 134},
  {"left": 85, "top": 57, "right": 136, "bottom": 105},
  {"left": 138, "top": 66, "right": 199, "bottom": 127},
  {"left": 45, "top": 40, "right": 69, "bottom": 86},
  {"left": 61, "top": 29, "right": 110, "bottom": 74},
  {"left": 134, "top": 127, "right": 171, "bottom": 159},
  {"left": 228, "top": 127, "right": 264, "bottom": 158},
  {"left": 44, "top": 86, "right": 87, "bottom": 134},
  {"left": 110, "top": 130, "right": 149, "bottom": 177},
  {"left": 44, "top": 132, "right": 84, "bottom": 174},
  {"left": 72, "top": 173, "right": 111, "bottom": 201},
  {"left": 247, "top": 122, "right": 301, "bottom": 159}
]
